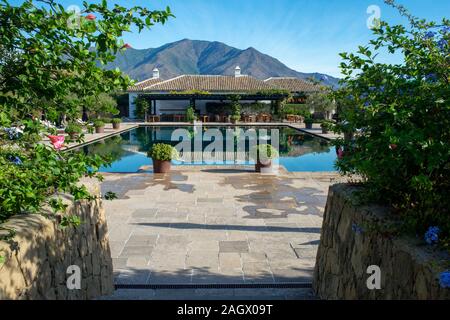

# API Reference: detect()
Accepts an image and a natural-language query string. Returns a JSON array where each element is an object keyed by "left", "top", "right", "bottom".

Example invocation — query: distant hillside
[{"left": 106, "top": 39, "right": 340, "bottom": 88}]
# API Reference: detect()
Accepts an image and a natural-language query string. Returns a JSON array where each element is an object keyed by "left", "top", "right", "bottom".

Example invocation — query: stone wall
[
  {"left": 0, "top": 180, "right": 114, "bottom": 300},
  {"left": 313, "top": 184, "right": 450, "bottom": 300}
]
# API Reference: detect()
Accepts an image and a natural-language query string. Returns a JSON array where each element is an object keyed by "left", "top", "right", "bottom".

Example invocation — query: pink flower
[
  {"left": 121, "top": 43, "right": 132, "bottom": 49},
  {"left": 336, "top": 146, "right": 345, "bottom": 159},
  {"left": 85, "top": 13, "right": 96, "bottom": 21},
  {"left": 48, "top": 135, "right": 65, "bottom": 150}
]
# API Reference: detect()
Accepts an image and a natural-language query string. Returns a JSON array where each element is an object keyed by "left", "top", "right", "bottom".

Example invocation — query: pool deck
[{"left": 101, "top": 168, "right": 343, "bottom": 300}]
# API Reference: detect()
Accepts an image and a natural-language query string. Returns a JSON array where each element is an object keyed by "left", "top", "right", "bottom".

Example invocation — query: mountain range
[{"left": 106, "top": 39, "right": 340, "bottom": 87}]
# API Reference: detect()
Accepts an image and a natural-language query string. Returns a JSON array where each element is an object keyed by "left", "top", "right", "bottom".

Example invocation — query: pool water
[{"left": 79, "top": 126, "right": 337, "bottom": 172}]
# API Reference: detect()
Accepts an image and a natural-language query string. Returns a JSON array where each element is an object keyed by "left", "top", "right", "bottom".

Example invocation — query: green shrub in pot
[
  {"left": 93, "top": 120, "right": 105, "bottom": 133},
  {"left": 320, "top": 120, "right": 333, "bottom": 133},
  {"left": 304, "top": 117, "right": 314, "bottom": 129},
  {"left": 111, "top": 118, "right": 122, "bottom": 129},
  {"left": 147, "top": 143, "right": 179, "bottom": 173},
  {"left": 250, "top": 144, "right": 279, "bottom": 172},
  {"left": 65, "top": 123, "right": 82, "bottom": 138}
]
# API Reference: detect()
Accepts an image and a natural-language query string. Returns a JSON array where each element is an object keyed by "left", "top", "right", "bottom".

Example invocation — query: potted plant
[
  {"left": 304, "top": 117, "right": 314, "bottom": 129},
  {"left": 251, "top": 144, "right": 279, "bottom": 173},
  {"left": 111, "top": 118, "right": 121, "bottom": 130},
  {"left": 321, "top": 120, "right": 333, "bottom": 134},
  {"left": 186, "top": 106, "right": 197, "bottom": 124},
  {"left": 147, "top": 143, "right": 179, "bottom": 174},
  {"left": 65, "top": 123, "right": 82, "bottom": 139},
  {"left": 231, "top": 114, "right": 241, "bottom": 124},
  {"left": 93, "top": 120, "right": 105, "bottom": 133}
]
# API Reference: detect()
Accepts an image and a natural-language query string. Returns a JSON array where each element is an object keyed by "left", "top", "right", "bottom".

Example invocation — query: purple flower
[
  {"left": 439, "top": 271, "right": 450, "bottom": 288},
  {"left": 437, "top": 38, "right": 447, "bottom": 51},
  {"left": 424, "top": 226, "right": 440, "bottom": 245},
  {"left": 424, "top": 31, "right": 436, "bottom": 39},
  {"left": 441, "top": 26, "right": 450, "bottom": 34},
  {"left": 8, "top": 155, "right": 22, "bottom": 166},
  {"left": 4, "top": 127, "right": 22, "bottom": 140}
]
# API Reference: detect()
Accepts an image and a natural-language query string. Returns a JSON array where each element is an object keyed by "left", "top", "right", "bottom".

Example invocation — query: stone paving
[{"left": 102, "top": 168, "right": 339, "bottom": 290}]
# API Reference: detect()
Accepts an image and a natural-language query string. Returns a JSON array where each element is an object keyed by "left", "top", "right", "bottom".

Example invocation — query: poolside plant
[
  {"left": 84, "top": 93, "right": 119, "bottom": 119},
  {"left": 111, "top": 118, "right": 121, "bottom": 129},
  {"left": 93, "top": 120, "right": 105, "bottom": 128},
  {"left": 0, "top": 1, "right": 173, "bottom": 224},
  {"left": 320, "top": 120, "right": 333, "bottom": 133},
  {"left": 229, "top": 95, "right": 242, "bottom": 123},
  {"left": 304, "top": 117, "right": 314, "bottom": 124},
  {"left": 147, "top": 143, "right": 179, "bottom": 161},
  {"left": 250, "top": 144, "right": 279, "bottom": 161},
  {"left": 304, "top": 117, "right": 314, "bottom": 129},
  {"left": 282, "top": 104, "right": 311, "bottom": 118},
  {"left": 333, "top": 0, "right": 450, "bottom": 249},
  {"left": 186, "top": 106, "right": 197, "bottom": 123},
  {"left": 134, "top": 96, "right": 150, "bottom": 120},
  {"left": 65, "top": 123, "right": 83, "bottom": 136}
]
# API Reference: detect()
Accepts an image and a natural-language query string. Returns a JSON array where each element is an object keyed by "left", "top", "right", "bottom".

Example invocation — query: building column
[{"left": 128, "top": 93, "right": 138, "bottom": 119}]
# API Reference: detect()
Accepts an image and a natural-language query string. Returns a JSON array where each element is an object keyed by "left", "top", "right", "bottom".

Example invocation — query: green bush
[
  {"left": 229, "top": 95, "right": 242, "bottom": 120},
  {"left": 0, "top": 0, "right": 172, "bottom": 227},
  {"left": 186, "top": 106, "right": 197, "bottom": 122},
  {"left": 93, "top": 120, "right": 105, "bottom": 128},
  {"left": 304, "top": 117, "right": 314, "bottom": 125},
  {"left": 65, "top": 123, "right": 82, "bottom": 135},
  {"left": 282, "top": 104, "right": 310, "bottom": 117},
  {"left": 147, "top": 143, "right": 179, "bottom": 161},
  {"left": 100, "top": 117, "right": 112, "bottom": 124},
  {"left": 111, "top": 118, "right": 122, "bottom": 124},
  {"left": 250, "top": 144, "right": 279, "bottom": 161},
  {"left": 320, "top": 120, "right": 333, "bottom": 129},
  {"left": 134, "top": 96, "right": 149, "bottom": 119},
  {"left": 231, "top": 114, "right": 241, "bottom": 122},
  {"left": 334, "top": 2, "right": 450, "bottom": 248}
]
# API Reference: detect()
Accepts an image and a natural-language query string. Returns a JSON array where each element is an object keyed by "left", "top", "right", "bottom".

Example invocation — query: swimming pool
[{"left": 79, "top": 126, "right": 337, "bottom": 172}]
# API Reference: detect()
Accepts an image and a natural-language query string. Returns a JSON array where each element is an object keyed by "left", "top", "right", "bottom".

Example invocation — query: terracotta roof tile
[
  {"left": 264, "top": 77, "right": 321, "bottom": 93},
  {"left": 128, "top": 78, "right": 163, "bottom": 92},
  {"left": 135, "top": 75, "right": 275, "bottom": 92},
  {"left": 128, "top": 75, "right": 323, "bottom": 93}
]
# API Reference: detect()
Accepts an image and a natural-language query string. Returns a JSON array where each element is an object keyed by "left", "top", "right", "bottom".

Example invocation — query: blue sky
[{"left": 11, "top": 0, "right": 450, "bottom": 77}]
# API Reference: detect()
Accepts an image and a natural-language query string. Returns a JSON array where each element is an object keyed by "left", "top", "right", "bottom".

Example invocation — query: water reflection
[{"left": 81, "top": 126, "right": 337, "bottom": 172}]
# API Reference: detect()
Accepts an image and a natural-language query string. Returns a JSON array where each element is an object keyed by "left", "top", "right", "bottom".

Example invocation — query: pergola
[{"left": 135, "top": 92, "right": 291, "bottom": 115}]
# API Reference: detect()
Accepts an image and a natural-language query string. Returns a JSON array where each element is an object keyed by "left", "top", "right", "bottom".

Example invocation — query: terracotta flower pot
[
  {"left": 95, "top": 126, "right": 105, "bottom": 134},
  {"left": 305, "top": 123, "right": 313, "bottom": 129},
  {"left": 152, "top": 159, "right": 171, "bottom": 173},
  {"left": 113, "top": 123, "right": 121, "bottom": 130},
  {"left": 255, "top": 159, "right": 272, "bottom": 173},
  {"left": 69, "top": 133, "right": 79, "bottom": 140},
  {"left": 322, "top": 128, "right": 329, "bottom": 134}
]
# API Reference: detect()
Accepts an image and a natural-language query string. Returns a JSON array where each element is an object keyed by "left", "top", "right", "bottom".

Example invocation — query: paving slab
[{"left": 102, "top": 170, "right": 339, "bottom": 287}]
